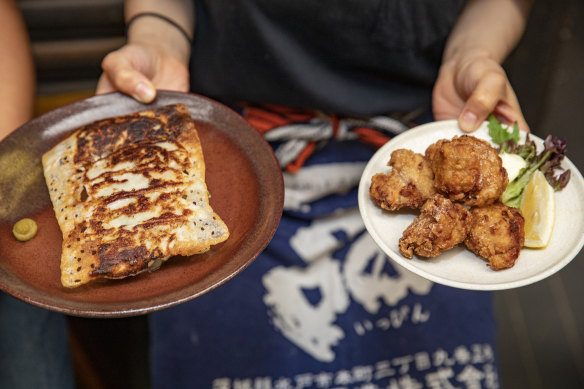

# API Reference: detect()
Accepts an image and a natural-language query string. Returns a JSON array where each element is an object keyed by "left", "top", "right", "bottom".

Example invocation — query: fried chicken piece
[
  {"left": 425, "top": 135, "right": 508, "bottom": 207},
  {"left": 424, "top": 138, "right": 447, "bottom": 163},
  {"left": 464, "top": 202, "right": 525, "bottom": 270},
  {"left": 370, "top": 149, "right": 436, "bottom": 211},
  {"left": 399, "top": 194, "right": 473, "bottom": 259}
]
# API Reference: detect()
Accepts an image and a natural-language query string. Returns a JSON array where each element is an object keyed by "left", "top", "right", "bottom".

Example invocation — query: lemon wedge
[{"left": 520, "top": 170, "right": 555, "bottom": 248}]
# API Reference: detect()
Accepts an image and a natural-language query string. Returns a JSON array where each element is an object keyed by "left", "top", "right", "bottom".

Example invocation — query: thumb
[
  {"left": 458, "top": 72, "right": 507, "bottom": 132},
  {"left": 96, "top": 73, "right": 116, "bottom": 95},
  {"left": 100, "top": 51, "right": 157, "bottom": 104}
]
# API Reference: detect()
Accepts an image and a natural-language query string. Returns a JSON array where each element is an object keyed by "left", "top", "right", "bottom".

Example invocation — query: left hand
[
  {"left": 432, "top": 52, "right": 529, "bottom": 132},
  {"left": 96, "top": 42, "right": 190, "bottom": 104}
]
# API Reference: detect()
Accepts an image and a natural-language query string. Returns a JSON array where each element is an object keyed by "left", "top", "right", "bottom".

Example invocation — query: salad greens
[
  {"left": 488, "top": 115, "right": 520, "bottom": 146},
  {"left": 487, "top": 115, "right": 571, "bottom": 208}
]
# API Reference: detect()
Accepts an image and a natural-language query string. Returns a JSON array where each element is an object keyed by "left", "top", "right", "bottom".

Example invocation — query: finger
[
  {"left": 432, "top": 83, "right": 465, "bottom": 122},
  {"left": 96, "top": 73, "right": 115, "bottom": 95},
  {"left": 458, "top": 71, "right": 507, "bottom": 132},
  {"left": 492, "top": 86, "right": 530, "bottom": 132},
  {"left": 101, "top": 51, "right": 157, "bottom": 103}
]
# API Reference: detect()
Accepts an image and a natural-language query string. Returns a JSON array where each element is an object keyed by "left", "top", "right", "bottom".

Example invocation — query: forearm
[
  {"left": 125, "top": 0, "right": 195, "bottom": 65},
  {"left": 443, "top": 0, "right": 533, "bottom": 64},
  {"left": 0, "top": 0, "right": 35, "bottom": 141}
]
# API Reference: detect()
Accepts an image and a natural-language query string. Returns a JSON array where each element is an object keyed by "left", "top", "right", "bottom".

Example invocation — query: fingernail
[
  {"left": 460, "top": 111, "right": 478, "bottom": 132},
  {"left": 134, "top": 82, "right": 156, "bottom": 103}
]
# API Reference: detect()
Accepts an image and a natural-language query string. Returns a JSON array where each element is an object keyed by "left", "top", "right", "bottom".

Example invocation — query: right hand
[
  {"left": 433, "top": 52, "right": 529, "bottom": 133},
  {"left": 96, "top": 42, "right": 190, "bottom": 104}
]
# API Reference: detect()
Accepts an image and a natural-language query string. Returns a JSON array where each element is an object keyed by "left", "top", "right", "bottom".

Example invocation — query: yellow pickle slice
[{"left": 13, "top": 218, "right": 38, "bottom": 241}]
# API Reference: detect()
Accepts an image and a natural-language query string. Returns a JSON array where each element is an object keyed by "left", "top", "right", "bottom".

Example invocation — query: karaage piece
[
  {"left": 399, "top": 194, "right": 473, "bottom": 259},
  {"left": 464, "top": 202, "right": 525, "bottom": 270},
  {"left": 370, "top": 149, "right": 436, "bottom": 211},
  {"left": 424, "top": 138, "right": 447, "bottom": 163},
  {"left": 425, "top": 135, "right": 508, "bottom": 207}
]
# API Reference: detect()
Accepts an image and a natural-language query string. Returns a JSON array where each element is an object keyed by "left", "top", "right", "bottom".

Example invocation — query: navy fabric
[
  {"left": 150, "top": 140, "right": 500, "bottom": 389},
  {"left": 191, "top": 0, "right": 466, "bottom": 116},
  {"left": 0, "top": 293, "right": 74, "bottom": 389},
  {"left": 152, "top": 2, "right": 500, "bottom": 387}
]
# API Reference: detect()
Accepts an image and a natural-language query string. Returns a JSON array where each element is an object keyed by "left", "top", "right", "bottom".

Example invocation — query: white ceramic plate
[{"left": 358, "top": 120, "right": 584, "bottom": 290}]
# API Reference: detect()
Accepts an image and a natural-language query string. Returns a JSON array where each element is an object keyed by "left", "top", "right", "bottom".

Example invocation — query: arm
[
  {"left": 0, "top": 0, "right": 35, "bottom": 141},
  {"left": 96, "top": 0, "right": 194, "bottom": 102},
  {"left": 432, "top": 0, "right": 533, "bottom": 132}
]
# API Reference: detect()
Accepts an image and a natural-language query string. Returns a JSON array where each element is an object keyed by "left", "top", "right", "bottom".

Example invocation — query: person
[
  {"left": 0, "top": 1, "right": 74, "bottom": 388},
  {"left": 98, "top": 1, "right": 532, "bottom": 388},
  {"left": 0, "top": 0, "right": 35, "bottom": 140}
]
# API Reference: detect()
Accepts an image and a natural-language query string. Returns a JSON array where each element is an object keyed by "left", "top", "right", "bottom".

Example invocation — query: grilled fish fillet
[{"left": 42, "top": 104, "right": 229, "bottom": 287}]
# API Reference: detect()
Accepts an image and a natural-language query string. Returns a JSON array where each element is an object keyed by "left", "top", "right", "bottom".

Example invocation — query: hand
[
  {"left": 432, "top": 52, "right": 529, "bottom": 132},
  {"left": 96, "top": 42, "right": 190, "bottom": 104}
]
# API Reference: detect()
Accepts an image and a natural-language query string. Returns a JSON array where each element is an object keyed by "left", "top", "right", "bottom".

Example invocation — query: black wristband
[{"left": 126, "top": 12, "right": 193, "bottom": 46}]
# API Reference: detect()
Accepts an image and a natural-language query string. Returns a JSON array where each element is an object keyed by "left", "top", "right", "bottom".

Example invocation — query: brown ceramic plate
[{"left": 0, "top": 91, "right": 283, "bottom": 317}]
